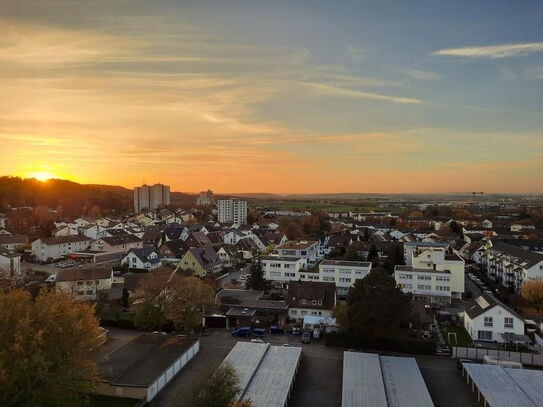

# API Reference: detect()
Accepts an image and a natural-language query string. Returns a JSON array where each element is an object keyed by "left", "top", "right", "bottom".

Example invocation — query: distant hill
[{"left": 0, "top": 177, "right": 133, "bottom": 217}]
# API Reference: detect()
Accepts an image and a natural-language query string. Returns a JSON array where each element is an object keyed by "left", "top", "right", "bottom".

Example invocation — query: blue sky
[{"left": 1, "top": 1, "right": 542, "bottom": 192}]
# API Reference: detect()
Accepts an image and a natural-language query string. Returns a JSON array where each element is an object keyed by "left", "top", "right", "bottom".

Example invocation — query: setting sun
[{"left": 28, "top": 171, "right": 55, "bottom": 182}]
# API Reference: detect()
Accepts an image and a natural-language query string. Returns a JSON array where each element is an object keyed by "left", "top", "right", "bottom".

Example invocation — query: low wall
[{"left": 452, "top": 346, "right": 543, "bottom": 366}]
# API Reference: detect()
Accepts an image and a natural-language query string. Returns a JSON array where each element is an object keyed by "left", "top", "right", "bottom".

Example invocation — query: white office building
[
  {"left": 134, "top": 184, "right": 171, "bottom": 213},
  {"left": 217, "top": 199, "right": 247, "bottom": 225}
]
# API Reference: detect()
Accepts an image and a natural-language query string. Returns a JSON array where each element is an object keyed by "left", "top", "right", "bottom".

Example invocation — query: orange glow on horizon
[{"left": 26, "top": 171, "right": 56, "bottom": 182}]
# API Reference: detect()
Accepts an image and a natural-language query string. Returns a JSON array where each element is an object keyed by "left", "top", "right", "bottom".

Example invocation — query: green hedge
[{"left": 325, "top": 331, "right": 436, "bottom": 355}]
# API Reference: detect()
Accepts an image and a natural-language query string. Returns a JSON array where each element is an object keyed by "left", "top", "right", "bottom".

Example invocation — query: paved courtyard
[{"left": 143, "top": 329, "right": 479, "bottom": 407}]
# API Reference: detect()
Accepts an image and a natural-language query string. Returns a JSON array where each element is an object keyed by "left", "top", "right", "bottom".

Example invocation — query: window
[
  {"left": 417, "top": 284, "right": 431, "bottom": 290},
  {"left": 301, "top": 299, "right": 306, "bottom": 305},
  {"left": 417, "top": 275, "right": 431, "bottom": 281},
  {"left": 478, "top": 330, "right": 492, "bottom": 341},
  {"left": 312, "top": 300, "right": 317, "bottom": 305},
  {"left": 504, "top": 317, "right": 514, "bottom": 329},
  {"left": 484, "top": 317, "right": 493, "bottom": 327}
]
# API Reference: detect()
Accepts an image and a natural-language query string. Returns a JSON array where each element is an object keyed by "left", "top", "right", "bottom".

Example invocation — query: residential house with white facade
[
  {"left": 464, "top": 294, "right": 525, "bottom": 342},
  {"left": 287, "top": 281, "right": 336, "bottom": 322},
  {"left": 55, "top": 267, "right": 113, "bottom": 301},
  {"left": 90, "top": 234, "right": 143, "bottom": 254},
  {"left": 0, "top": 234, "right": 28, "bottom": 251},
  {"left": 121, "top": 247, "right": 162, "bottom": 270},
  {"left": 274, "top": 240, "right": 320, "bottom": 265},
  {"left": 480, "top": 240, "right": 543, "bottom": 293},
  {"left": 32, "top": 235, "right": 92, "bottom": 262}
]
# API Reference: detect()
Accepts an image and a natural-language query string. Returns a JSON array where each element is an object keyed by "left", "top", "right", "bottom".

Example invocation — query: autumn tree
[
  {"left": 179, "top": 362, "right": 242, "bottom": 407},
  {"left": 166, "top": 276, "right": 215, "bottom": 334},
  {"left": 0, "top": 289, "right": 101, "bottom": 407},
  {"left": 345, "top": 268, "right": 412, "bottom": 337},
  {"left": 132, "top": 269, "right": 215, "bottom": 334},
  {"left": 132, "top": 268, "right": 173, "bottom": 331},
  {"left": 522, "top": 279, "right": 543, "bottom": 313}
]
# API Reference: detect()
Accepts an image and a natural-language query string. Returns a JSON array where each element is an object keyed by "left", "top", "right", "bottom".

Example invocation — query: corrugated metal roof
[
  {"left": 463, "top": 364, "right": 536, "bottom": 407},
  {"left": 221, "top": 342, "right": 301, "bottom": 407},
  {"left": 244, "top": 345, "right": 302, "bottom": 407},
  {"left": 505, "top": 368, "right": 543, "bottom": 406},
  {"left": 380, "top": 355, "right": 434, "bottom": 407},
  {"left": 342, "top": 352, "right": 387, "bottom": 407}
]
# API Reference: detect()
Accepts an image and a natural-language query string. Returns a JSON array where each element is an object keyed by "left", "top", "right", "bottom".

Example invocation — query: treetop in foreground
[{"left": 0, "top": 289, "right": 101, "bottom": 407}]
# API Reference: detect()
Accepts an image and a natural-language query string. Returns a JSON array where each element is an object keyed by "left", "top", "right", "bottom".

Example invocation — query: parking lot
[{"left": 143, "top": 328, "right": 479, "bottom": 407}]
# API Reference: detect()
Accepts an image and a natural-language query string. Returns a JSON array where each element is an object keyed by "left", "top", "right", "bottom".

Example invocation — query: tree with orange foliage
[
  {"left": 132, "top": 268, "right": 215, "bottom": 334},
  {"left": 522, "top": 279, "right": 543, "bottom": 313},
  {"left": 231, "top": 400, "right": 255, "bottom": 407},
  {"left": 0, "top": 289, "right": 101, "bottom": 407}
]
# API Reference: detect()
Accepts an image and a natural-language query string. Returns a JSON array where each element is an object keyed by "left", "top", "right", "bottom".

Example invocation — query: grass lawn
[
  {"left": 443, "top": 325, "right": 473, "bottom": 347},
  {"left": 89, "top": 395, "right": 140, "bottom": 407}
]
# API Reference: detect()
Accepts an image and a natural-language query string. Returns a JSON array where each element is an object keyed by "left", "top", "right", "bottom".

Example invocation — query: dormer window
[{"left": 312, "top": 300, "right": 317, "bottom": 305}]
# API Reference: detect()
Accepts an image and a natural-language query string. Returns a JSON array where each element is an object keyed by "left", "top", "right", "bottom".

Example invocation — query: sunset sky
[{"left": 1, "top": 1, "right": 542, "bottom": 193}]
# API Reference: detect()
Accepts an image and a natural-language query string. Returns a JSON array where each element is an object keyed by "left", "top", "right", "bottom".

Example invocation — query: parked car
[
  {"left": 301, "top": 331, "right": 311, "bottom": 344},
  {"left": 270, "top": 325, "right": 284, "bottom": 334},
  {"left": 253, "top": 328, "right": 266, "bottom": 337},
  {"left": 232, "top": 327, "right": 252, "bottom": 337},
  {"left": 45, "top": 274, "right": 56, "bottom": 283}
]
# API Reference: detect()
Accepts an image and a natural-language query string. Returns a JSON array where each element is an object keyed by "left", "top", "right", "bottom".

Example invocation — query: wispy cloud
[
  {"left": 407, "top": 69, "right": 441, "bottom": 81},
  {"left": 347, "top": 46, "right": 367, "bottom": 61},
  {"left": 299, "top": 82, "right": 421, "bottom": 104},
  {"left": 432, "top": 42, "right": 543, "bottom": 59}
]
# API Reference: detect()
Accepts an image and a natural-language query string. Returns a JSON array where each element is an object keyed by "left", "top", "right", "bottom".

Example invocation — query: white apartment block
[
  {"left": 261, "top": 256, "right": 308, "bottom": 285},
  {"left": 261, "top": 256, "right": 371, "bottom": 296},
  {"left": 274, "top": 240, "right": 320, "bottom": 265},
  {"left": 395, "top": 265, "right": 453, "bottom": 304},
  {"left": 134, "top": 183, "right": 171, "bottom": 213},
  {"left": 217, "top": 199, "right": 247, "bottom": 225},
  {"left": 403, "top": 245, "right": 465, "bottom": 299},
  {"left": 480, "top": 241, "right": 543, "bottom": 293},
  {"left": 315, "top": 260, "right": 372, "bottom": 297}
]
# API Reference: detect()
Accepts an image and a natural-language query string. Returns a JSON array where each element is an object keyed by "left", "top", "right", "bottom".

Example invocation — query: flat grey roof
[
  {"left": 244, "top": 345, "right": 302, "bottom": 407},
  {"left": 342, "top": 352, "right": 387, "bottom": 407},
  {"left": 98, "top": 333, "right": 196, "bottom": 387},
  {"left": 463, "top": 363, "right": 536, "bottom": 407},
  {"left": 222, "top": 342, "right": 302, "bottom": 407},
  {"left": 321, "top": 260, "right": 371, "bottom": 267},
  {"left": 341, "top": 352, "right": 433, "bottom": 407},
  {"left": 222, "top": 342, "right": 270, "bottom": 392},
  {"left": 380, "top": 355, "right": 434, "bottom": 407},
  {"left": 504, "top": 368, "right": 543, "bottom": 406}
]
